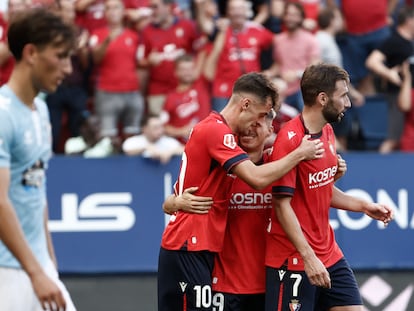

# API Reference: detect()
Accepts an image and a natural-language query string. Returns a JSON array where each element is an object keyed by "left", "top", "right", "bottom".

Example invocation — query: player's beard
[{"left": 322, "top": 98, "right": 344, "bottom": 124}]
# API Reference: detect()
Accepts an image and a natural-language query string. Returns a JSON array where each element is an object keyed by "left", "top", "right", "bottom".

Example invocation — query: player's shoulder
[
  {"left": 189, "top": 112, "right": 232, "bottom": 142},
  {"left": 277, "top": 116, "right": 303, "bottom": 139},
  {"left": 0, "top": 86, "right": 15, "bottom": 118}
]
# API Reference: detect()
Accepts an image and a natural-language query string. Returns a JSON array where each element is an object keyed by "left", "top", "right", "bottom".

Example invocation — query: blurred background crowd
[{"left": 1, "top": 0, "right": 413, "bottom": 159}]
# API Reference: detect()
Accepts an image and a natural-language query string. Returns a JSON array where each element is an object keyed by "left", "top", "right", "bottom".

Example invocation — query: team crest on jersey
[
  {"left": 175, "top": 27, "right": 184, "bottom": 38},
  {"left": 248, "top": 37, "right": 257, "bottom": 46},
  {"left": 289, "top": 299, "right": 301, "bottom": 311},
  {"left": 223, "top": 134, "right": 237, "bottom": 149}
]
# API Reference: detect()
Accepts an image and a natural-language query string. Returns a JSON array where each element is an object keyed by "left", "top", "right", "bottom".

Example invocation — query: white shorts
[{"left": 0, "top": 258, "right": 76, "bottom": 311}]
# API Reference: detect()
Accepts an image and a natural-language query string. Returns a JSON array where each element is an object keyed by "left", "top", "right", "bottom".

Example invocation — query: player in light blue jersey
[{"left": 0, "top": 8, "right": 77, "bottom": 311}]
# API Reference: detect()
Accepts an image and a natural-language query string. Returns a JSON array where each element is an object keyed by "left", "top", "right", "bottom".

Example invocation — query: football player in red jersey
[{"left": 265, "top": 63, "right": 393, "bottom": 311}]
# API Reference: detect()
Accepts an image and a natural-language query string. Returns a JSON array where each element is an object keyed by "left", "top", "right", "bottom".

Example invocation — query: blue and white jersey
[{"left": 0, "top": 85, "right": 52, "bottom": 268}]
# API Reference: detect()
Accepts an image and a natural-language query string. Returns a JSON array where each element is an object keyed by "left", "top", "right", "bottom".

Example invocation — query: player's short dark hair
[
  {"left": 8, "top": 8, "right": 76, "bottom": 61},
  {"left": 301, "top": 63, "right": 349, "bottom": 106},
  {"left": 232, "top": 72, "right": 279, "bottom": 109}
]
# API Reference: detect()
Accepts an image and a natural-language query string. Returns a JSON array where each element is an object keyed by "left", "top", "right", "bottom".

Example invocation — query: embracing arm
[
  {"left": 232, "top": 135, "right": 324, "bottom": 190},
  {"left": 274, "top": 196, "right": 331, "bottom": 288},
  {"left": 163, "top": 187, "right": 213, "bottom": 215},
  {"left": 0, "top": 168, "right": 66, "bottom": 310}
]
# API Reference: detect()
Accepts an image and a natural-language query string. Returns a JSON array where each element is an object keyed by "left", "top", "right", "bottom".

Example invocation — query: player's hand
[
  {"left": 299, "top": 135, "right": 324, "bottom": 160},
  {"left": 364, "top": 202, "right": 393, "bottom": 227},
  {"left": 334, "top": 154, "right": 347, "bottom": 181},
  {"left": 176, "top": 187, "right": 213, "bottom": 214},
  {"left": 304, "top": 254, "right": 331, "bottom": 289},
  {"left": 30, "top": 271, "right": 66, "bottom": 311}
]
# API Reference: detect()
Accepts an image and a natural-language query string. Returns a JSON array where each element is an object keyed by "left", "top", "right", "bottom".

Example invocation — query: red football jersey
[
  {"left": 161, "top": 112, "right": 249, "bottom": 252},
  {"left": 212, "top": 154, "right": 272, "bottom": 294},
  {"left": 139, "top": 19, "right": 200, "bottom": 95},
  {"left": 89, "top": 27, "right": 140, "bottom": 92},
  {"left": 163, "top": 78, "right": 211, "bottom": 143},
  {"left": 265, "top": 115, "right": 343, "bottom": 270},
  {"left": 212, "top": 22, "right": 273, "bottom": 98}
]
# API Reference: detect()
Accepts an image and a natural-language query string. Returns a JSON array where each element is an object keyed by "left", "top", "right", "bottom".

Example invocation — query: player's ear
[
  {"left": 22, "top": 43, "right": 37, "bottom": 65},
  {"left": 318, "top": 92, "right": 328, "bottom": 107}
]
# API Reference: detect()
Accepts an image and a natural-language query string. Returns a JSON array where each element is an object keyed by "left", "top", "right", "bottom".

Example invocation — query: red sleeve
[{"left": 270, "top": 126, "right": 301, "bottom": 192}]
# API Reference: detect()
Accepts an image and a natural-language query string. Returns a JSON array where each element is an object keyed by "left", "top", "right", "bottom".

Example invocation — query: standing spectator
[
  {"left": 316, "top": 6, "right": 364, "bottom": 151},
  {"left": 89, "top": 0, "right": 144, "bottom": 141},
  {"left": 366, "top": 5, "right": 414, "bottom": 153},
  {"left": 204, "top": 0, "right": 274, "bottom": 112},
  {"left": 0, "top": 8, "right": 77, "bottom": 311},
  {"left": 157, "top": 72, "right": 324, "bottom": 311},
  {"left": 0, "top": 0, "right": 27, "bottom": 86},
  {"left": 161, "top": 54, "right": 211, "bottom": 144},
  {"left": 138, "top": 0, "right": 201, "bottom": 115},
  {"left": 265, "top": 63, "right": 393, "bottom": 311},
  {"left": 327, "top": 0, "right": 399, "bottom": 96},
  {"left": 122, "top": 114, "right": 184, "bottom": 163},
  {"left": 47, "top": 0, "right": 91, "bottom": 153},
  {"left": 264, "top": 1, "right": 320, "bottom": 111}
]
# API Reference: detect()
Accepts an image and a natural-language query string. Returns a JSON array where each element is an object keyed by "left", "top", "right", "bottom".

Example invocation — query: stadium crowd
[{"left": 0, "top": 0, "right": 413, "bottom": 157}]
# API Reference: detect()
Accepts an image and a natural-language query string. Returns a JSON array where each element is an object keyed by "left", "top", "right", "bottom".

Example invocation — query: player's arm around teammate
[{"left": 163, "top": 187, "right": 213, "bottom": 215}]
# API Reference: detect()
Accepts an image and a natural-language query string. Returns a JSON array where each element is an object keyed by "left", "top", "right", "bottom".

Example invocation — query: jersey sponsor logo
[
  {"left": 288, "top": 131, "right": 296, "bottom": 140},
  {"left": 308, "top": 165, "right": 337, "bottom": 188},
  {"left": 162, "top": 44, "right": 185, "bottom": 61},
  {"left": 48, "top": 193, "right": 135, "bottom": 232},
  {"left": 223, "top": 134, "right": 237, "bottom": 149},
  {"left": 289, "top": 299, "right": 301, "bottom": 311},
  {"left": 177, "top": 100, "right": 200, "bottom": 119},
  {"left": 229, "top": 192, "right": 272, "bottom": 209},
  {"left": 179, "top": 282, "right": 188, "bottom": 293},
  {"left": 228, "top": 46, "right": 257, "bottom": 61}
]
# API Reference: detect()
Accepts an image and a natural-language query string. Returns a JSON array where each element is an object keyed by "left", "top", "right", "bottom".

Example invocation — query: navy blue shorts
[
  {"left": 212, "top": 292, "right": 265, "bottom": 311},
  {"left": 157, "top": 247, "right": 216, "bottom": 311},
  {"left": 265, "top": 257, "right": 362, "bottom": 311}
]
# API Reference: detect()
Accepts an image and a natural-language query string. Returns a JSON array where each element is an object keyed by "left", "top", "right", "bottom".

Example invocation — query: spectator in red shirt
[
  {"left": 89, "top": 0, "right": 144, "bottom": 140},
  {"left": 138, "top": 0, "right": 202, "bottom": 115},
  {"left": 204, "top": 0, "right": 274, "bottom": 112},
  {"left": 161, "top": 54, "right": 211, "bottom": 144}
]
